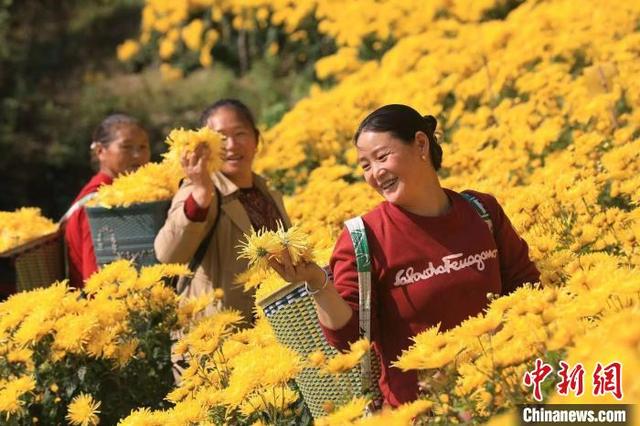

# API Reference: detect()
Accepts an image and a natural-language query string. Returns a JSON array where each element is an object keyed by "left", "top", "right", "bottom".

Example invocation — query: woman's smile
[{"left": 378, "top": 177, "right": 398, "bottom": 192}]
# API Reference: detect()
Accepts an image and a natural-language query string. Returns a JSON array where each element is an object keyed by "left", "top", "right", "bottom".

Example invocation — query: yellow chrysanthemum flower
[
  {"left": 229, "top": 317, "right": 277, "bottom": 347},
  {"left": 137, "top": 263, "right": 192, "bottom": 289},
  {"left": 276, "top": 222, "right": 315, "bottom": 265},
  {"left": 0, "top": 375, "right": 36, "bottom": 415},
  {"left": 159, "top": 63, "right": 183, "bottom": 81},
  {"left": 117, "top": 407, "right": 164, "bottom": 426},
  {"left": 114, "top": 338, "right": 139, "bottom": 368},
  {"left": 66, "top": 393, "right": 101, "bottom": 426},
  {"left": 162, "top": 127, "right": 224, "bottom": 174},
  {"left": 116, "top": 39, "right": 140, "bottom": 62},
  {"left": 7, "top": 347, "right": 34, "bottom": 367},
  {"left": 237, "top": 228, "right": 286, "bottom": 273},
  {"left": 308, "top": 349, "right": 327, "bottom": 368},
  {"left": 234, "top": 267, "right": 272, "bottom": 292},
  {"left": 175, "top": 309, "right": 244, "bottom": 356},
  {"left": 53, "top": 312, "right": 100, "bottom": 353},
  {"left": 238, "top": 223, "right": 315, "bottom": 282},
  {"left": 177, "top": 292, "right": 215, "bottom": 327},
  {"left": 322, "top": 338, "right": 370, "bottom": 375},
  {"left": 224, "top": 343, "right": 302, "bottom": 408},
  {"left": 12, "top": 309, "right": 56, "bottom": 347},
  {"left": 316, "top": 396, "right": 369, "bottom": 425},
  {"left": 239, "top": 385, "right": 299, "bottom": 417},
  {"left": 356, "top": 399, "right": 433, "bottom": 425},
  {"left": 181, "top": 19, "right": 204, "bottom": 51},
  {"left": 254, "top": 273, "right": 289, "bottom": 304},
  {"left": 452, "top": 310, "right": 503, "bottom": 341}
]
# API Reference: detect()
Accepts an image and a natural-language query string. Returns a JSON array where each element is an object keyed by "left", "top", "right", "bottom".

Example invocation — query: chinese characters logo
[{"left": 523, "top": 359, "right": 622, "bottom": 401}]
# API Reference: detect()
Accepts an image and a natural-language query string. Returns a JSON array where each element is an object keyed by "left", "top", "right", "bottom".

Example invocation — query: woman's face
[
  {"left": 356, "top": 130, "right": 429, "bottom": 207},
  {"left": 97, "top": 124, "right": 150, "bottom": 177},
  {"left": 206, "top": 107, "right": 258, "bottom": 183}
]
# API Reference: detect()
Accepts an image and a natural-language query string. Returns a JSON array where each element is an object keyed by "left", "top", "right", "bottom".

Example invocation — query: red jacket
[
  {"left": 64, "top": 172, "right": 113, "bottom": 288},
  {"left": 321, "top": 189, "right": 540, "bottom": 407}
]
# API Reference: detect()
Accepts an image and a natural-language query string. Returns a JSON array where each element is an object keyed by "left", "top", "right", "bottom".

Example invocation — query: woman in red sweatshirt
[
  {"left": 64, "top": 114, "right": 150, "bottom": 288},
  {"left": 269, "top": 104, "right": 540, "bottom": 407}
]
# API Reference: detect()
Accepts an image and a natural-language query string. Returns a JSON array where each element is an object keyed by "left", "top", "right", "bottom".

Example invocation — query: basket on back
[
  {"left": 257, "top": 281, "right": 382, "bottom": 420},
  {"left": 0, "top": 230, "right": 65, "bottom": 295},
  {"left": 86, "top": 200, "right": 170, "bottom": 269}
]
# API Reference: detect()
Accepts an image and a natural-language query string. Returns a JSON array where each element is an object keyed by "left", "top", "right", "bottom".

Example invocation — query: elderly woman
[
  {"left": 269, "top": 104, "right": 540, "bottom": 407},
  {"left": 65, "top": 114, "right": 150, "bottom": 288}
]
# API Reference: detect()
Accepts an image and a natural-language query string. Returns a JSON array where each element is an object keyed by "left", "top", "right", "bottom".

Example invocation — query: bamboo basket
[
  {"left": 0, "top": 230, "right": 65, "bottom": 294},
  {"left": 86, "top": 200, "right": 170, "bottom": 268},
  {"left": 257, "top": 281, "right": 382, "bottom": 419}
]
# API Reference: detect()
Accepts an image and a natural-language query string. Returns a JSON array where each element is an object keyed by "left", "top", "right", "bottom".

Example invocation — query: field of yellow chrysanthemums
[{"left": 1, "top": 0, "right": 639, "bottom": 424}]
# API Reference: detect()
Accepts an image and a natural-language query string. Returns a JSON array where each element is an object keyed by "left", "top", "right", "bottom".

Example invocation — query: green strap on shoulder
[
  {"left": 460, "top": 191, "right": 494, "bottom": 234},
  {"left": 345, "top": 218, "right": 371, "bottom": 273},
  {"left": 344, "top": 216, "right": 374, "bottom": 397}
]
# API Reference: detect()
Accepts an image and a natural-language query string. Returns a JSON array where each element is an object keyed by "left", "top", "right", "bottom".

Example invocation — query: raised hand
[{"left": 181, "top": 144, "right": 215, "bottom": 208}]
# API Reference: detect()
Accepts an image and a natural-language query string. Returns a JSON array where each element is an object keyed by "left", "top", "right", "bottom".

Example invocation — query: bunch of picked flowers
[
  {"left": 238, "top": 223, "right": 314, "bottom": 275},
  {"left": 162, "top": 126, "right": 224, "bottom": 174},
  {"left": 92, "top": 127, "right": 224, "bottom": 208},
  {"left": 0, "top": 208, "right": 58, "bottom": 253}
]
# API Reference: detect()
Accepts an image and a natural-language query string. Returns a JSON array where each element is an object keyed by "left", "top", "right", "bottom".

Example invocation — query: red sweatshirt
[
  {"left": 321, "top": 189, "right": 540, "bottom": 407},
  {"left": 64, "top": 172, "right": 113, "bottom": 288}
]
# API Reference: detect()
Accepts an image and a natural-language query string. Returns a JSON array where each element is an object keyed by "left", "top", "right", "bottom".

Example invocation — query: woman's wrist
[
  {"left": 305, "top": 265, "right": 331, "bottom": 295},
  {"left": 191, "top": 182, "right": 214, "bottom": 208}
]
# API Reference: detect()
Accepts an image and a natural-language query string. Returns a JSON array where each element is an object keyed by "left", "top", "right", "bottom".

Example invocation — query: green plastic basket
[
  {"left": 86, "top": 200, "right": 170, "bottom": 268},
  {"left": 257, "top": 281, "right": 382, "bottom": 420},
  {"left": 0, "top": 230, "right": 65, "bottom": 293}
]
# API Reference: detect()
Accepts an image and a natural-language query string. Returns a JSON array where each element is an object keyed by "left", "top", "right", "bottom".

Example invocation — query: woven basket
[
  {"left": 257, "top": 281, "right": 382, "bottom": 420},
  {"left": 86, "top": 200, "right": 170, "bottom": 269},
  {"left": 0, "top": 230, "right": 65, "bottom": 294}
]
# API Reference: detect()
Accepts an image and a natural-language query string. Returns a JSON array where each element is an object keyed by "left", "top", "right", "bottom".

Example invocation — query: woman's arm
[
  {"left": 154, "top": 145, "right": 218, "bottom": 263},
  {"left": 475, "top": 192, "right": 541, "bottom": 293}
]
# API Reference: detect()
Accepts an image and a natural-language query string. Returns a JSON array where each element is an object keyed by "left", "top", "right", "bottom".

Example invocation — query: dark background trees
[{"left": 0, "top": 0, "right": 322, "bottom": 218}]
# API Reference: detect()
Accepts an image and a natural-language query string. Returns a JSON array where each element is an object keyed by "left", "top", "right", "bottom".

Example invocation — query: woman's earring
[{"left": 419, "top": 142, "right": 428, "bottom": 161}]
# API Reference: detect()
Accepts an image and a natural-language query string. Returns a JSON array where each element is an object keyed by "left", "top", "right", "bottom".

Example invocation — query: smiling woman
[
  {"left": 154, "top": 99, "right": 291, "bottom": 331},
  {"left": 267, "top": 104, "right": 541, "bottom": 408},
  {"left": 355, "top": 110, "right": 447, "bottom": 217},
  {"left": 63, "top": 114, "right": 151, "bottom": 288}
]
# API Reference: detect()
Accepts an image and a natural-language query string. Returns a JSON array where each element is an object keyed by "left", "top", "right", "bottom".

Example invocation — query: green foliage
[
  {"left": 0, "top": 0, "right": 146, "bottom": 217},
  {"left": 0, "top": 0, "right": 12, "bottom": 60},
  {"left": 569, "top": 49, "right": 591, "bottom": 77},
  {"left": 597, "top": 181, "right": 634, "bottom": 212}
]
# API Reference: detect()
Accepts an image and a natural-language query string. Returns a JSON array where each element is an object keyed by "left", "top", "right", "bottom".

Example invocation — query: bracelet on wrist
[{"left": 305, "top": 266, "right": 331, "bottom": 296}]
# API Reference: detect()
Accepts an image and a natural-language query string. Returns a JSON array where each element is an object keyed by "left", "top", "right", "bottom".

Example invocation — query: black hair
[
  {"left": 354, "top": 104, "right": 443, "bottom": 171},
  {"left": 92, "top": 114, "right": 142, "bottom": 147},
  {"left": 199, "top": 98, "right": 260, "bottom": 140}
]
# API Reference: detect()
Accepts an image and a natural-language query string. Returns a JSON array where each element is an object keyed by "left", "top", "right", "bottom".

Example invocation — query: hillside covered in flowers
[{"left": 2, "top": 0, "right": 639, "bottom": 424}]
